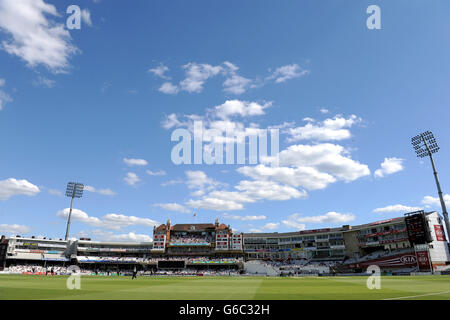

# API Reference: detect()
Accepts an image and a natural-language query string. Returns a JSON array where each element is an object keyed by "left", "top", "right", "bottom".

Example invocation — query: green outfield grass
[{"left": 0, "top": 274, "right": 449, "bottom": 300}]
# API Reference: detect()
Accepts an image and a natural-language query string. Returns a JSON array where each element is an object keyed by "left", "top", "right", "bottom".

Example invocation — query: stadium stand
[{"left": 1, "top": 212, "right": 449, "bottom": 276}]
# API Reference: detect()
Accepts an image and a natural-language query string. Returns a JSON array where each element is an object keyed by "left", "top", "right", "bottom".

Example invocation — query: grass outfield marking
[{"left": 383, "top": 290, "right": 450, "bottom": 300}]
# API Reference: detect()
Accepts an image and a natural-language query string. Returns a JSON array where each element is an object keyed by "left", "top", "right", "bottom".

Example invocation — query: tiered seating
[
  {"left": 76, "top": 256, "right": 145, "bottom": 263},
  {"left": 169, "top": 235, "right": 212, "bottom": 245}
]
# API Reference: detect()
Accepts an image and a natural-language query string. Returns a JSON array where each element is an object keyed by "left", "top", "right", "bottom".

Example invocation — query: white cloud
[
  {"left": 146, "top": 170, "right": 166, "bottom": 176},
  {"left": 187, "top": 197, "right": 244, "bottom": 211},
  {"left": 180, "top": 62, "right": 223, "bottom": 93},
  {"left": 154, "top": 203, "right": 190, "bottom": 213},
  {"left": 267, "top": 64, "right": 309, "bottom": 83},
  {"left": 0, "top": 79, "right": 12, "bottom": 110},
  {"left": 243, "top": 143, "right": 368, "bottom": 194},
  {"left": 84, "top": 185, "right": 116, "bottom": 196},
  {"left": 235, "top": 180, "right": 306, "bottom": 201},
  {"left": 0, "top": 90, "right": 12, "bottom": 110},
  {"left": 158, "top": 61, "right": 255, "bottom": 95},
  {"left": 187, "top": 180, "right": 305, "bottom": 211},
  {"left": 222, "top": 213, "right": 266, "bottom": 221},
  {"left": 57, "top": 209, "right": 159, "bottom": 230},
  {"left": 185, "top": 170, "right": 223, "bottom": 191},
  {"left": 160, "top": 102, "right": 274, "bottom": 154},
  {"left": 205, "top": 190, "right": 254, "bottom": 205},
  {"left": 223, "top": 74, "right": 252, "bottom": 95},
  {"left": 221, "top": 62, "right": 252, "bottom": 94},
  {"left": 283, "top": 212, "right": 355, "bottom": 225},
  {"left": 161, "top": 113, "right": 182, "bottom": 129},
  {"left": 270, "top": 143, "right": 370, "bottom": 182},
  {"left": 105, "top": 232, "right": 152, "bottom": 242},
  {"left": 269, "top": 121, "right": 295, "bottom": 130},
  {"left": 48, "top": 189, "right": 63, "bottom": 196},
  {"left": 374, "top": 157, "right": 404, "bottom": 178},
  {"left": 162, "top": 107, "right": 369, "bottom": 209},
  {"left": 123, "top": 158, "right": 148, "bottom": 166},
  {"left": 320, "top": 108, "right": 329, "bottom": 114},
  {"left": 161, "top": 179, "right": 183, "bottom": 187},
  {"left": 81, "top": 9, "right": 92, "bottom": 27},
  {"left": 287, "top": 115, "right": 361, "bottom": 142},
  {"left": 190, "top": 190, "right": 205, "bottom": 197},
  {"left": 149, "top": 64, "right": 170, "bottom": 79},
  {"left": 162, "top": 106, "right": 370, "bottom": 216},
  {"left": 0, "top": 223, "right": 31, "bottom": 234},
  {"left": 422, "top": 194, "right": 450, "bottom": 208},
  {"left": 124, "top": 172, "right": 140, "bottom": 186},
  {"left": 100, "top": 213, "right": 158, "bottom": 229},
  {"left": 156, "top": 62, "right": 227, "bottom": 94},
  {"left": 238, "top": 165, "right": 336, "bottom": 191},
  {"left": 0, "top": 178, "right": 40, "bottom": 200},
  {"left": 322, "top": 115, "right": 360, "bottom": 130},
  {"left": 32, "top": 76, "right": 55, "bottom": 88},
  {"left": 222, "top": 61, "right": 239, "bottom": 72},
  {"left": 373, "top": 204, "right": 422, "bottom": 213},
  {"left": 97, "top": 189, "right": 116, "bottom": 196},
  {"left": 57, "top": 208, "right": 101, "bottom": 226},
  {"left": 90, "top": 230, "right": 153, "bottom": 242},
  {"left": 158, "top": 82, "right": 179, "bottom": 94},
  {"left": 246, "top": 222, "right": 281, "bottom": 233},
  {"left": 0, "top": 0, "right": 79, "bottom": 73},
  {"left": 262, "top": 222, "right": 279, "bottom": 230},
  {"left": 155, "top": 61, "right": 309, "bottom": 95},
  {"left": 281, "top": 219, "right": 306, "bottom": 230},
  {"left": 213, "top": 100, "right": 271, "bottom": 119}
]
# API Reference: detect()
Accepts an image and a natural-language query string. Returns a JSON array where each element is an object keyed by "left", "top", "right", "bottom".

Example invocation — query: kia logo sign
[{"left": 400, "top": 255, "right": 417, "bottom": 264}]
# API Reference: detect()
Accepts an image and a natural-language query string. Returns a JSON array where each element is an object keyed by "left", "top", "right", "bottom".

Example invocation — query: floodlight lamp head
[
  {"left": 411, "top": 130, "right": 441, "bottom": 157},
  {"left": 65, "top": 182, "right": 84, "bottom": 198}
]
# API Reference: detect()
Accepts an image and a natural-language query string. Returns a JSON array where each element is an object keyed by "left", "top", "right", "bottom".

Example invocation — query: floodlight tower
[
  {"left": 64, "top": 182, "right": 84, "bottom": 241},
  {"left": 411, "top": 131, "right": 450, "bottom": 240}
]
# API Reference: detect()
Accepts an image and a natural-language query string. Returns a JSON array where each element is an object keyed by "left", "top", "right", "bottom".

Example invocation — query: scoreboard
[{"left": 404, "top": 211, "right": 432, "bottom": 244}]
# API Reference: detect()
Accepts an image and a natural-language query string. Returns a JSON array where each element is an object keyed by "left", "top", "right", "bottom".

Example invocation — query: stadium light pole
[
  {"left": 411, "top": 131, "right": 450, "bottom": 241},
  {"left": 64, "top": 182, "right": 84, "bottom": 241}
]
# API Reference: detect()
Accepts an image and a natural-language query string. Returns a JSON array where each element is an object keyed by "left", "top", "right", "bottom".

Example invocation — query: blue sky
[{"left": 0, "top": 0, "right": 449, "bottom": 241}]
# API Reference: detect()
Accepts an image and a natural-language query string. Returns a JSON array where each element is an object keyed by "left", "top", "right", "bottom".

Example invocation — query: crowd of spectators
[
  {"left": 142, "top": 256, "right": 242, "bottom": 264},
  {"left": 6, "top": 263, "right": 242, "bottom": 276},
  {"left": 187, "top": 256, "right": 241, "bottom": 263},
  {"left": 169, "top": 234, "right": 212, "bottom": 244},
  {"left": 69, "top": 256, "right": 243, "bottom": 265},
  {"left": 7, "top": 264, "right": 138, "bottom": 276},
  {"left": 6, "top": 264, "right": 92, "bottom": 275},
  {"left": 260, "top": 259, "right": 338, "bottom": 274},
  {"left": 76, "top": 256, "right": 145, "bottom": 263},
  {"left": 8, "top": 264, "right": 64, "bottom": 274}
]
